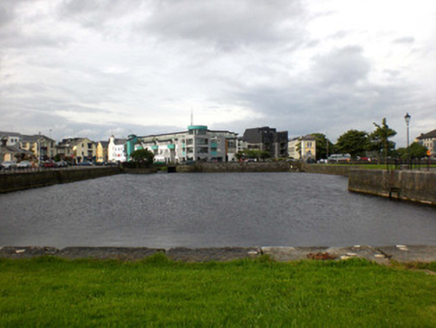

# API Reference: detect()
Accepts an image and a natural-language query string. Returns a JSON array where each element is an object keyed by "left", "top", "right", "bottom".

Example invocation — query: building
[
  {"left": 0, "top": 131, "right": 55, "bottom": 162},
  {"left": 415, "top": 129, "right": 436, "bottom": 157},
  {"left": 239, "top": 127, "right": 288, "bottom": 158},
  {"left": 96, "top": 141, "right": 109, "bottom": 163},
  {"left": 128, "top": 125, "right": 238, "bottom": 164},
  {"left": 288, "top": 135, "right": 316, "bottom": 161},
  {"left": 20, "top": 134, "right": 56, "bottom": 161},
  {"left": 56, "top": 138, "right": 96, "bottom": 163},
  {"left": 0, "top": 131, "right": 21, "bottom": 147},
  {"left": 108, "top": 136, "right": 127, "bottom": 163}
]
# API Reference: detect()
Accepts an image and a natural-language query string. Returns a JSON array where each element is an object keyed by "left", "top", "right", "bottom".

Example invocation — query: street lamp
[{"left": 404, "top": 113, "right": 411, "bottom": 169}]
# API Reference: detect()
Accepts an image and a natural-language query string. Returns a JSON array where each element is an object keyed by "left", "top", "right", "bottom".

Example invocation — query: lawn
[{"left": 1, "top": 255, "right": 436, "bottom": 327}]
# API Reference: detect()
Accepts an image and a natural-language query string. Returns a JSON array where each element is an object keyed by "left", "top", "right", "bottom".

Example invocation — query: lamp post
[{"left": 404, "top": 113, "right": 411, "bottom": 169}]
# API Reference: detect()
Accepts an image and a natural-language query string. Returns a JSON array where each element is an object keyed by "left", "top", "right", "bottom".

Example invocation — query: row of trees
[{"left": 310, "top": 118, "right": 428, "bottom": 162}]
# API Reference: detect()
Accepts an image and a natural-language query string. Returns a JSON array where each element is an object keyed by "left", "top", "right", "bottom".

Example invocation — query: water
[{"left": 0, "top": 173, "right": 435, "bottom": 248}]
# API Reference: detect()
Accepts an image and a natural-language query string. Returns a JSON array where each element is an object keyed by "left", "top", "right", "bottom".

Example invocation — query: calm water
[{"left": 0, "top": 173, "right": 435, "bottom": 248}]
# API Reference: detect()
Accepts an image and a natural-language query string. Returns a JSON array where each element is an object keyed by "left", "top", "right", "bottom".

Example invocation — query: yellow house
[
  {"left": 288, "top": 135, "right": 316, "bottom": 161},
  {"left": 96, "top": 141, "right": 109, "bottom": 163},
  {"left": 20, "top": 134, "right": 56, "bottom": 161},
  {"left": 71, "top": 138, "right": 96, "bottom": 163}
]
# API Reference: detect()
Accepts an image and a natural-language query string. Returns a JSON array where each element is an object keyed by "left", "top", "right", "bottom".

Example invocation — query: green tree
[
  {"left": 408, "top": 142, "right": 428, "bottom": 159},
  {"left": 335, "top": 130, "right": 369, "bottom": 158},
  {"left": 310, "top": 133, "right": 335, "bottom": 160},
  {"left": 368, "top": 118, "right": 397, "bottom": 164},
  {"left": 130, "top": 148, "right": 154, "bottom": 167}
]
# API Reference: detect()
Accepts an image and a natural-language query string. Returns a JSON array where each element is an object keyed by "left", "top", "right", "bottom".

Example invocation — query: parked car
[
  {"left": 1, "top": 161, "right": 18, "bottom": 170},
  {"left": 78, "top": 161, "right": 93, "bottom": 166},
  {"left": 43, "top": 160, "right": 56, "bottom": 168},
  {"left": 55, "top": 160, "right": 69, "bottom": 168},
  {"left": 17, "top": 160, "right": 33, "bottom": 169}
]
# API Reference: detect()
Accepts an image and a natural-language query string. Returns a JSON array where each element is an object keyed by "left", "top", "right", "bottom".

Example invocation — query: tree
[
  {"left": 409, "top": 142, "right": 428, "bottom": 159},
  {"left": 368, "top": 118, "right": 397, "bottom": 163},
  {"left": 130, "top": 148, "right": 154, "bottom": 167},
  {"left": 310, "top": 133, "right": 335, "bottom": 160},
  {"left": 335, "top": 130, "right": 369, "bottom": 158}
]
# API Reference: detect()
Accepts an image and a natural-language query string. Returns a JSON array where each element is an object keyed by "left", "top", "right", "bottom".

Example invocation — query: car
[
  {"left": 78, "top": 161, "right": 93, "bottom": 166},
  {"left": 55, "top": 160, "right": 69, "bottom": 168},
  {"left": 17, "top": 160, "right": 33, "bottom": 169},
  {"left": 1, "top": 161, "right": 18, "bottom": 170},
  {"left": 43, "top": 160, "right": 56, "bottom": 168}
]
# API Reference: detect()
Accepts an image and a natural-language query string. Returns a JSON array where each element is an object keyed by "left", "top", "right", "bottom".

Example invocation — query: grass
[
  {"left": 325, "top": 163, "right": 436, "bottom": 170},
  {"left": 1, "top": 255, "right": 436, "bottom": 327}
]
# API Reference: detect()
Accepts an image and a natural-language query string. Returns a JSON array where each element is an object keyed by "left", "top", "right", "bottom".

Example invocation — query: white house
[{"left": 108, "top": 136, "right": 127, "bottom": 163}]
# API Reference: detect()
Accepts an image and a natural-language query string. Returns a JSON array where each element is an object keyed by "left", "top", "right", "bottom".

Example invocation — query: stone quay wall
[
  {"left": 0, "top": 167, "right": 121, "bottom": 193},
  {"left": 176, "top": 162, "right": 291, "bottom": 173},
  {"left": 348, "top": 169, "right": 436, "bottom": 205}
]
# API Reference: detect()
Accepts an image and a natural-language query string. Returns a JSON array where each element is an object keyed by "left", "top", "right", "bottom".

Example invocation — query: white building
[
  {"left": 108, "top": 136, "right": 127, "bottom": 163},
  {"left": 130, "top": 125, "right": 238, "bottom": 164}
]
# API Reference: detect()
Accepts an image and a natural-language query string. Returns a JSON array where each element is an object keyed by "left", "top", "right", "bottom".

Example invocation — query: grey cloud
[
  {"left": 144, "top": 0, "right": 306, "bottom": 50},
  {"left": 312, "top": 46, "right": 371, "bottom": 86},
  {"left": 393, "top": 37, "right": 415, "bottom": 44}
]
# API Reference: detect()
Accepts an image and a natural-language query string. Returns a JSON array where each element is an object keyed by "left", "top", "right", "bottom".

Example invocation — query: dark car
[{"left": 78, "top": 161, "right": 93, "bottom": 166}]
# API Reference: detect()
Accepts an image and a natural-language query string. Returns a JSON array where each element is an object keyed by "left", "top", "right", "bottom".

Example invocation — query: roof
[
  {"left": 416, "top": 129, "right": 436, "bottom": 140},
  {"left": 0, "top": 131, "right": 21, "bottom": 137},
  {"left": 98, "top": 141, "right": 109, "bottom": 147},
  {"left": 21, "top": 134, "right": 54, "bottom": 143},
  {"left": 114, "top": 139, "right": 127, "bottom": 145}
]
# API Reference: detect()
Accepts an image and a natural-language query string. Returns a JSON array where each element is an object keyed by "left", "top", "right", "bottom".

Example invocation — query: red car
[{"left": 43, "top": 160, "right": 56, "bottom": 168}]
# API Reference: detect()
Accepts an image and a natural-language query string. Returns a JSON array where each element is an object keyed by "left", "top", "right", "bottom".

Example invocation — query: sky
[{"left": 1, "top": 0, "right": 435, "bottom": 146}]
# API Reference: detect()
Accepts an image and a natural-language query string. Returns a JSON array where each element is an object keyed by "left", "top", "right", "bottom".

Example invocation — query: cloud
[
  {"left": 312, "top": 46, "right": 371, "bottom": 86},
  {"left": 143, "top": 0, "right": 306, "bottom": 50}
]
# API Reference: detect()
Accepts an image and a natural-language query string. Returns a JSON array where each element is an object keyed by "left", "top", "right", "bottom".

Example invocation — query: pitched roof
[
  {"left": 21, "top": 134, "right": 54, "bottom": 143},
  {"left": 416, "top": 129, "right": 436, "bottom": 140},
  {"left": 0, "top": 131, "right": 21, "bottom": 137},
  {"left": 114, "top": 139, "right": 127, "bottom": 145}
]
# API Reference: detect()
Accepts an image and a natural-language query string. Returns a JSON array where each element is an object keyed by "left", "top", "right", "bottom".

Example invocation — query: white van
[{"left": 328, "top": 154, "right": 351, "bottom": 163}]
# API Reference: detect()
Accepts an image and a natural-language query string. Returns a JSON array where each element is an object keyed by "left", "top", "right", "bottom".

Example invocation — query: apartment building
[
  {"left": 239, "top": 127, "right": 288, "bottom": 158},
  {"left": 128, "top": 125, "right": 238, "bottom": 164}
]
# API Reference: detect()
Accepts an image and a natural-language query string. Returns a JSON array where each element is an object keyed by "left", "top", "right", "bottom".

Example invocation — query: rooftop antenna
[{"left": 190, "top": 108, "right": 193, "bottom": 126}]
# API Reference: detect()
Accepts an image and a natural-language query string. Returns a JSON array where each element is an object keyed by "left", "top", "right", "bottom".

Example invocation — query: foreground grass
[{"left": 1, "top": 255, "right": 436, "bottom": 327}]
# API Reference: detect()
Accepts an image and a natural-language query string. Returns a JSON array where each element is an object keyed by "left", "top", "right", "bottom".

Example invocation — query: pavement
[{"left": 1, "top": 245, "right": 436, "bottom": 264}]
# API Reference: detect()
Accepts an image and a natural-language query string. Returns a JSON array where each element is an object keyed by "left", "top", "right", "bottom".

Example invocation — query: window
[{"left": 186, "top": 139, "right": 193, "bottom": 145}]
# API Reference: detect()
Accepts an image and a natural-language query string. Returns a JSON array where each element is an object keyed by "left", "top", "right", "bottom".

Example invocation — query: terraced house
[{"left": 127, "top": 125, "right": 238, "bottom": 164}]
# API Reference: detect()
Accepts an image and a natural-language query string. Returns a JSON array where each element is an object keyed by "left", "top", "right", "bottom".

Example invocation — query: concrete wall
[
  {"left": 348, "top": 169, "right": 436, "bottom": 205},
  {"left": 177, "top": 162, "right": 291, "bottom": 173},
  {"left": 0, "top": 167, "right": 121, "bottom": 193}
]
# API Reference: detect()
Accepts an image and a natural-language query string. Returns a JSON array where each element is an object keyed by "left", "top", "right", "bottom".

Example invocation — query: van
[{"left": 328, "top": 154, "right": 351, "bottom": 163}]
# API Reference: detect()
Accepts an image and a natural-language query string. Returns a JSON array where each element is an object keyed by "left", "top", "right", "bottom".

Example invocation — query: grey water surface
[{"left": 0, "top": 173, "right": 435, "bottom": 248}]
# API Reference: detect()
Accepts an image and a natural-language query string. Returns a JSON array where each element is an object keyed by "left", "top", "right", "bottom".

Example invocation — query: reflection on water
[{"left": 0, "top": 173, "right": 435, "bottom": 248}]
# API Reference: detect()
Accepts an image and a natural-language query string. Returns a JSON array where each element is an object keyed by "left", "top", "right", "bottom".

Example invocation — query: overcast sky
[{"left": 1, "top": 0, "right": 435, "bottom": 146}]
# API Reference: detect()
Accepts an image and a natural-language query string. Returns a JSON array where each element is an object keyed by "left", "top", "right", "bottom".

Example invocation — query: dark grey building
[{"left": 240, "top": 126, "right": 288, "bottom": 158}]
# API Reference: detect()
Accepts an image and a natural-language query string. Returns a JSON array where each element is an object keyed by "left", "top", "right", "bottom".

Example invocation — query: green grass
[
  {"left": 1, "top": 255, "right": 436, "bottom": 327},
  {"left": 325, "top": 163, "right": 436, "bottom": 170}
]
